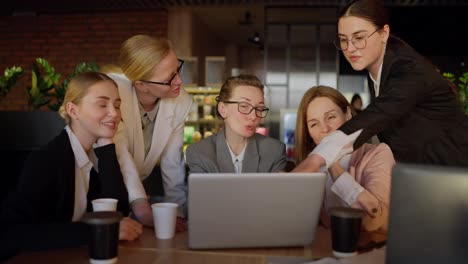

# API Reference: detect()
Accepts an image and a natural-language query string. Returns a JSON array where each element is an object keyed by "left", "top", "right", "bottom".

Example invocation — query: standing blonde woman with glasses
[
  {"left": 186, "top": 74, "right": 287, "bottom": 174},
  {"left": 294, "top": 0, "right": 468, "bottom": 174},
  {"left": 108, "top": 35, "right": 192, "bottom": 231}
]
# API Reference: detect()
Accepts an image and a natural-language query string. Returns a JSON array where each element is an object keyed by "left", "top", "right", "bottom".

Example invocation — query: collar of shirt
[
  {"left": 138, "top": 100, "right": 160, "bottom": 123},
  {"left": 227, "top": 142, "right": 247, "bottom": 165},
  {"left": 66, "top": 125, "right": 95, "bottom": 222},
  {"left": 369, "top": 62, "right": 383, "bottom": 97},
  {"left": 65, "top": 126, "right": 94, "bottom": 170}
]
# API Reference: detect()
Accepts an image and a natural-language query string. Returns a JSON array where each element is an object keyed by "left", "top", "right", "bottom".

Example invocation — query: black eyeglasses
[
  {"left": 223, "top": 101, "right": 270, "bottom": 118},
  {"left": 139, "top": 59, "right": 184, "bottom": 86},
  {"left": 334, "top": 28, "right": 381, "bottom": 51}
]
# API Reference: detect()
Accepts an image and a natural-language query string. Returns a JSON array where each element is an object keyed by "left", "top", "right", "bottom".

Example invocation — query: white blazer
[{"left": 109, "top": 73, "right": 193, "bottom": 216}]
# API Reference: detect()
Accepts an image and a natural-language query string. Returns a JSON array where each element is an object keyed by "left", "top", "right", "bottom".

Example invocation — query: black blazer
[
  {"left": 0, "top": 129, "right": 129, "bottom": 259},
  {"left": 340, "top": 36, "right": 468, "bottom": 166}
]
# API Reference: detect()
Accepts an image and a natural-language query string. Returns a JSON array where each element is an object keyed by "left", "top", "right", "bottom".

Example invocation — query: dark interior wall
[
  {"left": 0, "top": 112, "right": 65, "bottom": 202},
  {"left": 0, "top": 9, "right": 168, "bottom": 111},
  {"left": 389, "top": 6, "right": 467, "bottom": 56},
  {"left": 389, "top": 6, "right": 467, "bottom": 74},
  {"left": 191, "top": 13, "right": 227, "bottom": 86}
]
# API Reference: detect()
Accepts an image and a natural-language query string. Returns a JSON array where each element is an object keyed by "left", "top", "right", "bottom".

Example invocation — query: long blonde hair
[
  {"left": 119, "top": 35, "right": 172, "bottom": 82},
  {"left": 295, "top": 86, "right": 351, "bottom": 164},
  {"left": 58, "top": 72, "right": 117, "bottom": 124}
]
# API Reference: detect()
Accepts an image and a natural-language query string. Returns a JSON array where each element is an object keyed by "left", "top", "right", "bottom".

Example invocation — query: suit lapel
[
  {"left": 379, "top": 42, "right": 396, "bottom": 98},
  {"left": 144, "top": 100, "right": 174, "bottom": 172},
  {"left": 376, "top": 36, "right": 401, "bottom": 100},
  {"left": 113, "top": 73, "right": 145, "bottom": 170},
  {"left": 367, "top": 75, "right": 376, "bottom": 102},
  {"left": 57, "top": 130, "right": 78, "bottom": 220},
  {"left": 215, "top": 131, "right": 236, "bottom": 173},
  {"left": 242, "top": 136, "right": 259, "bottom": 173},
  {"left": 129, "top": 88, "right": 145, "bottom": 169},
  {"left": 367, "top": 38, "right": 397, "bottom": 102}
]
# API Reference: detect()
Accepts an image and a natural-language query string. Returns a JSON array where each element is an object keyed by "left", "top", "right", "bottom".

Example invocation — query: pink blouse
[{"left": 320, "top": 143, "right": 395, "bottom": 233}]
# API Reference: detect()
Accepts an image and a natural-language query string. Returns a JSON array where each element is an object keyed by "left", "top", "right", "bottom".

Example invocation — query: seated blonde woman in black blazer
[
  {"left": 186, "top": 75, "right": 287, "bottom": 174},
  {"left": 0, "top": 72, "right": 142, "bottom": 260}
]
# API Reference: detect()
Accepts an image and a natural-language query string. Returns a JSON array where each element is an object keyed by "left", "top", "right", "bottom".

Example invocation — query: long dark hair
[{"left": 339, "top": 0, "right": 389, "bottom": 28}]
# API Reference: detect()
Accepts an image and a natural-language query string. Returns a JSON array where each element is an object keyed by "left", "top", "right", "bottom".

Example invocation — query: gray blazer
[{"left": 186, "top": 130, "right": 287, "bottom": 174}]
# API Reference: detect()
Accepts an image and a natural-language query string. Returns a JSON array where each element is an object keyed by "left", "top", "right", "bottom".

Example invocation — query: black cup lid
[
  {"left": 81, "top": 211, "right": 122, "bottom": 225},
  {"left": 329, "top": 207, "right": 364, "bottom": 219}
]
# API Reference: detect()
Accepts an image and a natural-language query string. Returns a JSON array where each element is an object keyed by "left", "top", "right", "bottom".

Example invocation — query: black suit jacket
[
  {"left": 340, "top": 36, "right": 468, "bottom": 166},
  {"left": 0, "top": 129, "right": 129, "bottom": 259}
]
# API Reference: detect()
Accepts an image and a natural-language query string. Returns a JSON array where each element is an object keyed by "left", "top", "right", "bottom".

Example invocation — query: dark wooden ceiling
[{"left": 4, "top": 0, "right": 467, "bottom": 15}]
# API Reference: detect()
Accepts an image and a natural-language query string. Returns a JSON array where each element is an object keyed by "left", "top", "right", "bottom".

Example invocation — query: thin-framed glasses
[
  {"left": 334, "top": 28, "right": 381, "bottom": 51},
  {"left": 139, "top": 59, "right": 184, "bottom": 86},
  {"left": 223, "top": 101, "right": 270, "bottom": 118}
]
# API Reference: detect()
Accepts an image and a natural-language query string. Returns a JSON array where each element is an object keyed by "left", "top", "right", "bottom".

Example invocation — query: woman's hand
[
  {"left": 131, "top": 199, "right": 154, "bottom": 227},
  {"left": 119, "top": 217, "right": 143, "bottom": 241},
  {"left": 328, "top": 162, "right": 346, "bottom": 182}
]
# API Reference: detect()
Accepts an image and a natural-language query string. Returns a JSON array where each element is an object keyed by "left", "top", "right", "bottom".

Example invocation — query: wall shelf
[{"left": 184, "top": 87, "right": 223, "bottom": 146}]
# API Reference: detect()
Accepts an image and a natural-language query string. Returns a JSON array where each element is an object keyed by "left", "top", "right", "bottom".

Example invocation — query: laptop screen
[{"left": 386, "top": 163, "right": 468, "bottom": 264}]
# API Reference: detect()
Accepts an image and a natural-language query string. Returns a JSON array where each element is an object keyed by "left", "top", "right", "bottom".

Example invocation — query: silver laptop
[
  {"left": 188, "top": 172, "right": 326, "bottom": 249},
  {"left": 386, "top": 163, "right": 468, "bottom": 264}
]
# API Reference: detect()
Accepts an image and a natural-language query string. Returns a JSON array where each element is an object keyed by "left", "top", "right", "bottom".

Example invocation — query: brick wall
[{"left": 0, "top": 10, "right": 168, "bottom": 111}]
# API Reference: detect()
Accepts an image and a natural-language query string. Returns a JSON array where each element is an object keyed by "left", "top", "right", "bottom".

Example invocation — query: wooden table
[{"left": 6, "top": 226, "right": 386, "bottom": 264}]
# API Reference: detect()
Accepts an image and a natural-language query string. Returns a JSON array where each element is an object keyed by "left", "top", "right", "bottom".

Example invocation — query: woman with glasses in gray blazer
[{"left": 186, "top": 74, "right": 287, "bottom": 174}]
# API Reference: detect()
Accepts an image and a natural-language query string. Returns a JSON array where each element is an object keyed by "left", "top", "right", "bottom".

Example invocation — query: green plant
[
  {"left": 28, "top": 58, "right": 61, "bottom": 110},
  {"left": 28, "top": 58, "right": 99, "bottom": 111},
  {"left": 443, "top": 71, "right": 468, "bottom": 115},
  {"left": 0, "top": 66, "right": 23, "bottom": 97}
]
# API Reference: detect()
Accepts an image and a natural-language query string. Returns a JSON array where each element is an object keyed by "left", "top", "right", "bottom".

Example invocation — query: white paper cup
[
  {"left": 92, "top": 198, "right": 118, "bottom": 212},
  {"left": 90, "top": 257, "right": 117, "bottom": 264},
  {"left": 151, "top": 203, "right": 178, "bottom": 239}
]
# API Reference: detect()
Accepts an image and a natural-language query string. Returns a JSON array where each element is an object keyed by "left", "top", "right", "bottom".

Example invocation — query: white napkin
[{"left": 301, "top": 246, "right": 386, "bottom": 264}]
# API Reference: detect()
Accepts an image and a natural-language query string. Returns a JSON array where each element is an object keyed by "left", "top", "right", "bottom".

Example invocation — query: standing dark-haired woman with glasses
[
  {"left": 293, "top": 0, "right": 468, "bottom": 173},
  {"left": 186, "top": 74, "right": 287, "bottom": 174},
  {"left": 108, "top": 35, "right": 192, "bottom": 231}
]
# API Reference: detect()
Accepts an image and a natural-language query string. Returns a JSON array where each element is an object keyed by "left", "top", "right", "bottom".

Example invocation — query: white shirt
[
  {"left": 139, "top": 101, "right": 160, "bottom": 158},
  {"left": 324, "top": 154, "right": 364, "bottom": 211},
  {"left": 369, "top": 62, "right": 383, "bottom": 97},
  {"left": 227, "top": 143, "right": 247, "bottom": 174},
  {"left": 66, "top": 126, "right": 98, "bottom": 222}
]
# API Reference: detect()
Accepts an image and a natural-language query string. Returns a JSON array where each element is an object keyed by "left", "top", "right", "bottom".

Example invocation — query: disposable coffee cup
[
  {"left": 151, "top": 202, "right": 178, "bottom": 239},
  {"left": 329, "top": 207, "right": 364, "bottom": 258},
  {"left": 92, "top": 198, "right": 118, "bottom": 212},
  {"left": 82, "top": 211, "right": 122, "bottom": 264}
]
